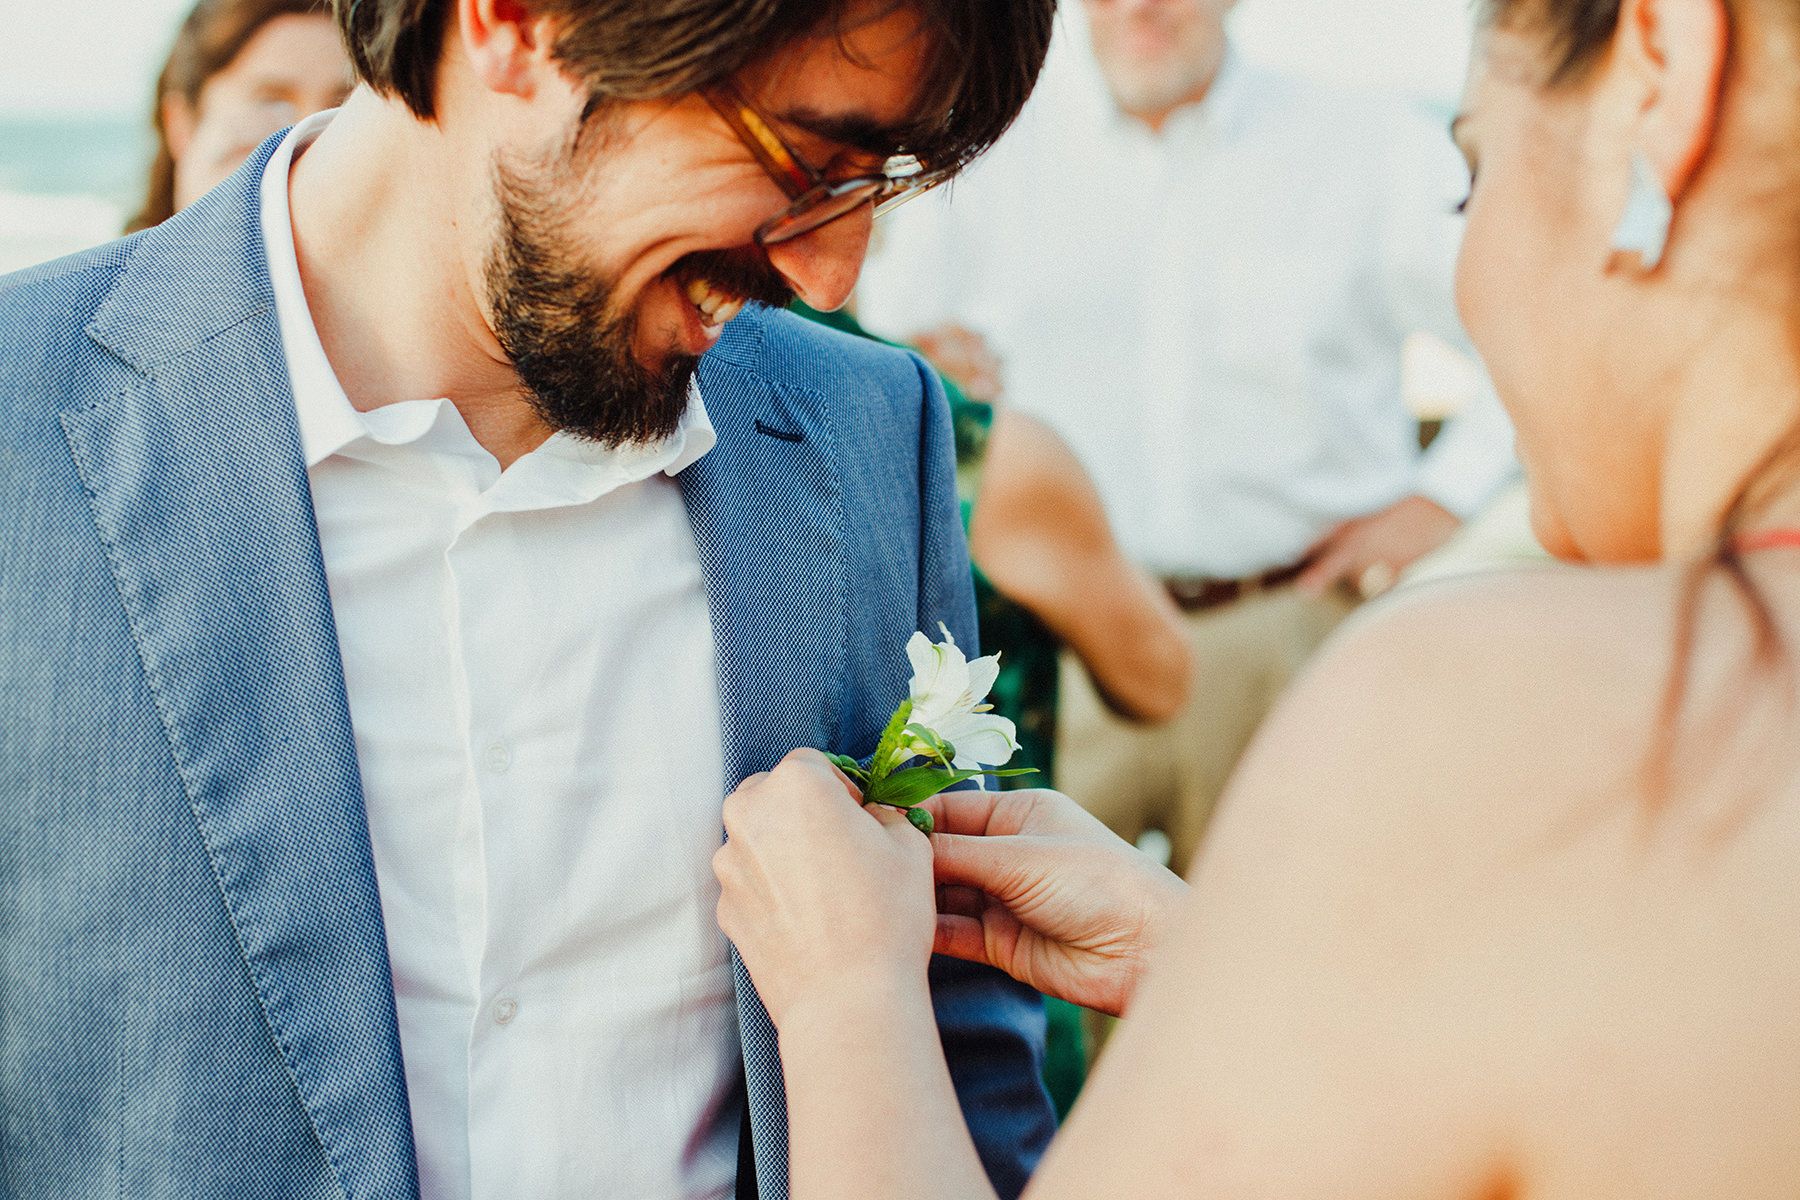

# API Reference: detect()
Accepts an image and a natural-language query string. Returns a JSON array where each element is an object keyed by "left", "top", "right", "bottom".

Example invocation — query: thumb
[{"left": 1297, "top": 540, "right": 1354, "bottom": 595}]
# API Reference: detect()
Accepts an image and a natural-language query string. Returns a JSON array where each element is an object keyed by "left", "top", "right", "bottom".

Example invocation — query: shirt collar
[{"left": 258, "top": 110, "right": 714, "bottom": 478}]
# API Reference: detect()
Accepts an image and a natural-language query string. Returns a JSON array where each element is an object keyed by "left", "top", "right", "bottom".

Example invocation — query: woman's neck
[{"left": 1657, "top": 302, "right": 1800, "bottom": 558}]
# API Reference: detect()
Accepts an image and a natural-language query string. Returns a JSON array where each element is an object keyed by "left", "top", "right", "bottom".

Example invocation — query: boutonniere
[{"left": 829, "top": 625, "right": 1037, "bottom": 833}]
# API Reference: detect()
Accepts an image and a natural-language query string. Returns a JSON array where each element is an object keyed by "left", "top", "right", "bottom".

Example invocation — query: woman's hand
[
  {"left": 713, "top": 749, "right": 937, "bottom": 1029},
  {"left": 926, "top": 789, "right": 1191, "bottom": 1017}
]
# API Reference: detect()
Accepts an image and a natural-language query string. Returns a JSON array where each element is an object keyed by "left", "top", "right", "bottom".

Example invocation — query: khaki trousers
[{"left": 1055, "top": 585, "right": 1356, "bottom": 877}]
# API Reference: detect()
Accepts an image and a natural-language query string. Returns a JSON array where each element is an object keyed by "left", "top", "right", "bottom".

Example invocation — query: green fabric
[
  {"left": 789, "top": 300, "right": 1084, "bottom": 1117},
  {"left": 1040, "top": 998, "right": 1088, "bottom": 1121}
]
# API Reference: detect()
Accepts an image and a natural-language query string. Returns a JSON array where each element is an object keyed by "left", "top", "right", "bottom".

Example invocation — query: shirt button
[
  {"left": 482, "top": 740, "right": 513, "bottom": 774},
  {"left": 493, "top": 997, "right": 518, "bottom": 1025}
]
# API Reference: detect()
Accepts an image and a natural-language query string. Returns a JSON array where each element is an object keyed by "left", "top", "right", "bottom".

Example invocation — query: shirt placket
[
  {"left": 440, "top": 522, "right": 504, "bottom": 1200},
  {"left": 1137, "top": 131, "right": 1200, "bottom": 571},
  {"left": 428, "top": 462, "right": 514, "bottom": 1200}
]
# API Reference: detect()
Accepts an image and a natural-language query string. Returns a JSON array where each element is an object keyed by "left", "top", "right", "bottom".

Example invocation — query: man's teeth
[{"left": 683, "top": 277, "right": 746, "bottom": 328}]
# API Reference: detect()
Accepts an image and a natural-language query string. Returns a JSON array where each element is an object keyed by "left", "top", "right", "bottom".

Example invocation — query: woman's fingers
[
  {"left": 930, "top": 787, "right": 1097, "bottom": 839},
  {"left": 822, "top": 755, "right": 865, "bottom": 802},
  {"left": 935, "top": 904, "right": 1029, "bottom": 977},
  {"left": 934, "top": 912, "right": 990, "bottom": 963},
  {"left": 935, "top": 884, "right": 988, "bottom": 918},
  {"left": 923, "top": 788, "right": 1007, "bottom": 836},
  {"left": 726, "top": 751, "right": 858, "bottom": 834},
  {"left": 863, "top": 801, "right": 920, "bottom": 835},
  {"left": 930, "top": 830, "right": 1030, "bottom": 896}
]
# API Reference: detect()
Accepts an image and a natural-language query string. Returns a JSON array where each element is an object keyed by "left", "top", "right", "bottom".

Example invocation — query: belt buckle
[{"left": 1164, "top": 574, "right": 1236, "bottom": 612}]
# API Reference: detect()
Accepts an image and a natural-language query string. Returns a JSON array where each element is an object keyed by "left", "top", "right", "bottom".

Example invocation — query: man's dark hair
[{"left": 333, "top": 0, "right": 1055, "bottom": 174}]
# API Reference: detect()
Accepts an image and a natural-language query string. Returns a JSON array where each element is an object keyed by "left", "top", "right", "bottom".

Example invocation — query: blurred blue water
[{"left": 0, "top": 114, "right": 151, "bottom": 207}]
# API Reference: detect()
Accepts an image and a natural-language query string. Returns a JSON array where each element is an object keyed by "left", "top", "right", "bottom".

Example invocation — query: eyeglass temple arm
[{"left": 701, "top": 86, "right": 819, "bottom": 201}]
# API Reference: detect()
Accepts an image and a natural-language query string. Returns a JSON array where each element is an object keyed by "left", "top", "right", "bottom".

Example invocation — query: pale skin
[
  {"left": 714, "top": 0, "right": 1800, "bottom": 1196},
  {"left": 286, "top": 0, "right": 933, "bottom": 467},
  {"left": 162, "top": 13, "right": 354, "bottom": 212}
]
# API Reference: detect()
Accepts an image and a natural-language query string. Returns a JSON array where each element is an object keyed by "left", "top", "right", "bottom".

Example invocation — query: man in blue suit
[{"left": 0, "top": 1, "right": 1057, "bottom": 1197}]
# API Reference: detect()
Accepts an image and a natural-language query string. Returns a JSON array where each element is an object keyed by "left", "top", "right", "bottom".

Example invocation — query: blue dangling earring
[{"left": 1610, "top": 151, "right": 1673, "bottom": 270}]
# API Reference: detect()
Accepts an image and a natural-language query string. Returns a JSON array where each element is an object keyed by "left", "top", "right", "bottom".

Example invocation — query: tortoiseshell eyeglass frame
[{"left": 701, "top": 80, "right": 950, "bottom": 247}]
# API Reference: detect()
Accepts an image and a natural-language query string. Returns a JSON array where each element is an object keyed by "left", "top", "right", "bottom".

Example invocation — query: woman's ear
[
  {"left": 161, "top": 92, "right": 197, "bottom": 161},
  {"left": 455, "top": 0, "right": 559, "bottom": 101},
  {"left": 1617, "top": 0, "right": 1729, "bottom": 198}
]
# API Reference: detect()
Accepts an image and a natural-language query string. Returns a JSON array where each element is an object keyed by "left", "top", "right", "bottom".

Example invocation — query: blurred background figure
[
  {"left": 796, "top": 303, "right": 1193, "bottom": 788},
  {"left": 857, "top": 0, "right": 1521, "bottom": 879},
  {"left": 127, "top": 0, "right": 352, "bottom": 231}
]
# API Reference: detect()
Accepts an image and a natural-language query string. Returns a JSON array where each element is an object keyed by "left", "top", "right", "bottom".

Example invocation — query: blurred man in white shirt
[{"left": 856, "top": 0, "right": 1517, "bottom": 874}]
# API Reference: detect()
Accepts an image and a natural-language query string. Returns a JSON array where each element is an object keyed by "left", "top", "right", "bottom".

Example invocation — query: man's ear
[
  {"left": 1617, "top": 0, "right": 1728, "bottom": 198},
  {"left": 456, "top": 0, "right": 558, "bottom": 100},
  {"left": 161, "top": 93, "right": 197, "bottom": 160}
]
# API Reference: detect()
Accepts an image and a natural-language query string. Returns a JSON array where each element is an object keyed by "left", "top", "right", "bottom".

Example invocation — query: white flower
[{"left": 895, "top": 625, "right": 1020, "bottom": 771}]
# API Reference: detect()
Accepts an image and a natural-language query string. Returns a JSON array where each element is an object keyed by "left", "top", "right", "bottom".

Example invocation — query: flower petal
[
  {"left": 963, "top": 652, "right": 1001, "bottom": 709},
  {"left": 935, "top": 711, "right": 1020, "bottom": 770},
  {"left": 907, "top": 628, "right": 969, "bottom": 724}
]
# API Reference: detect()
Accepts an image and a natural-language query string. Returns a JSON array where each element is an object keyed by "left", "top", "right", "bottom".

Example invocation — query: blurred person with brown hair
[
  {"left": 715, "top": 0, "right": 1800, "bottom": 1192},
  {"left": 858, "top": 0, "right": 1520, "bottom": 875},
  {"left": 127, "top": 0, "right": 352, "bottom": 231}
]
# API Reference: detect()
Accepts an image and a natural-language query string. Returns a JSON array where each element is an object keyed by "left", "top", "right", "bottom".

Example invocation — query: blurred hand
[
  {"left": 910, "top": 323, "right": 1005, "bottom": 402},
  {"left": 926, "top": 789, "right": 1190, "bottom": 1017},
  {"left": 1297, "top": 494, "right": 1459, "bottom": 599},
  {"left": 714, "top": 750, "right": 937, "bottom": 1028}
]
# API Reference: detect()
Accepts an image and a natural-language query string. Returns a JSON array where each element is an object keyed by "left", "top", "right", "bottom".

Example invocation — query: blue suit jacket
[{"left": 0, "top": 143, "right": 1054, "bottom": 1200}]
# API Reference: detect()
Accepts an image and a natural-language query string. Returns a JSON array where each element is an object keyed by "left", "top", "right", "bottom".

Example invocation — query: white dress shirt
[
  {"left": 857, "top": 25, "right": 1518, "bottom": 579},
  {"left": 262, "top": 112, "right": 740, "bottom": 1200}
]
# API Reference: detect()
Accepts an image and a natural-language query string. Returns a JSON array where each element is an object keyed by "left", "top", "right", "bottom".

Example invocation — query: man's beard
[{"left": 485, "top": 157, "right": 793, "bottom": 447}]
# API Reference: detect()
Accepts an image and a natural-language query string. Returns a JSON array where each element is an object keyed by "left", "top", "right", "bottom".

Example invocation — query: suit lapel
[
  {"left": 685, "top": 311, "right": 851, "bottom": 1200},
  {"left": 685, "top": 314, "right": 849, "bottom": 785},
  {"left": 64, "top": 144, "right": 417, "bottom": 1200}
]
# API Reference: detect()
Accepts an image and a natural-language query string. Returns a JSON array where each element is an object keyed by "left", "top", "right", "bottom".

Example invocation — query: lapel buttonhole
[{"left": 753, "top": 420, "right": 805, "bottom": 445}]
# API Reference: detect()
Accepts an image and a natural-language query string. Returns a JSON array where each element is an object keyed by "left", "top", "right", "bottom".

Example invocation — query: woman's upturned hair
[
  {"left": 128, "top": 0, "right": 332, "bottom": 233},
  {"left": 334, "top": 0, "right": 1056, "bottom": 177}
]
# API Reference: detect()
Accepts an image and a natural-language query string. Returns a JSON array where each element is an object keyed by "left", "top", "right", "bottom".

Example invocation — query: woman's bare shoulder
[
  {"left": 1191, "top": 563, "right": 1693, "bottom": 935},
  {"left": 1043, "top": 562, "right": 1800, "bottom": 1200},
  {"left": 1259, "top": 563, "right": 1688, "bottom": 787},
  {"left": 1326, "top": 560, "right": 1682, "bottom": 692},
  {"left": 1093, "top": 560, "right": 1800, "bottom": 1199}
]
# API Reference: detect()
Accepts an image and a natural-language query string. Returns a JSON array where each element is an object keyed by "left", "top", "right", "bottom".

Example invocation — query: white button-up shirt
[
  {"left": 262, "top": 112, "right": 740, "bottom": 1200},
  {"left": 857, "top": 27, "right": 1517, "bottom": 579}
]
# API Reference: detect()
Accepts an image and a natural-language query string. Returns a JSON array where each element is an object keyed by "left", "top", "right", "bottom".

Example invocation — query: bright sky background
[{"left": 0, "top": 0, "right": 1476, "bottom": 117}]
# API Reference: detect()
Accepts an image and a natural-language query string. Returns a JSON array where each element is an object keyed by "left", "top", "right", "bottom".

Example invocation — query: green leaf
[
  {"left": 866, "top": 765, "right": 1044, "bottom": 809},
  {"left": 824, "top": 753, "right": 870, "bottom": 785},
  {"left": 901, "top": 723, "right": 957, "bottom": 770},
  {"left": 865, "top": 765, "right": 986, "bottom": 809},
  {"left": 868, "top": 697, "right": 914, "bottom": 783}
]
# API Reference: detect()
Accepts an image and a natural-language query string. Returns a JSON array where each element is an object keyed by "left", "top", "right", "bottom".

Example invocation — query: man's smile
[
  {"left": 683, "top": 276, "right": 748, "bottom": 329},
  {"left": 655, "top": 246, "right": 797, "bottom": 356}
]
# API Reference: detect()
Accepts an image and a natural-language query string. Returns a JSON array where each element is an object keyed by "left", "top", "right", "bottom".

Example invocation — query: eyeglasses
[{"left": 701, "top": 80, "right": 950, "bottom": 247}]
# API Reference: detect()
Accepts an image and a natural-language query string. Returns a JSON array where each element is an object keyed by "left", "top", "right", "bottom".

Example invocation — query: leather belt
[{"left": 1163, "top": 559, "right": 1312, "bottom": 613}]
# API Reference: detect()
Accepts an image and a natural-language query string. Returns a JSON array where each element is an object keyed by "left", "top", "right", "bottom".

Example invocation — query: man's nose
[{"left": 763, "top": 205, "right": 873, "bottom": 314}]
